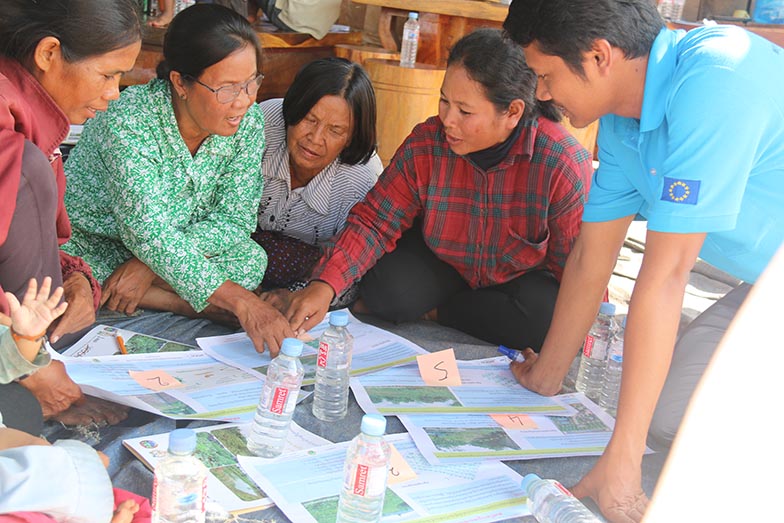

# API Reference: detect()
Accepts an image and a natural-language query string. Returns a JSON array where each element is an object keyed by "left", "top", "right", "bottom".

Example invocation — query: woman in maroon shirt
[{"left": 0, "top": 0, "right": 142, "bottom": 433}]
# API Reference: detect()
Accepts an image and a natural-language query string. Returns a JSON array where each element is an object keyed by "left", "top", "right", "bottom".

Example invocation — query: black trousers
[
  {"left": 0, "top": 382, "right": 43, "bottom": 435},
  {"left": 0, "top": 140, "right": 60, "bottom": 434},
  {"left": 359, "top": 226, "right": 559, "bottom": 351}
]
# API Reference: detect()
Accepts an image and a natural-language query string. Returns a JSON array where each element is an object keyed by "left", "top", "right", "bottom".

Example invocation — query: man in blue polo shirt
[{"left": 503, "top": 0, "right": 784, "bottom": 521}]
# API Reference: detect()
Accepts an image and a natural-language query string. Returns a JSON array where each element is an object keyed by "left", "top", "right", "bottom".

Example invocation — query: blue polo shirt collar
[{"left": 639, "top": 28, "right": 684, "bottom": 133}]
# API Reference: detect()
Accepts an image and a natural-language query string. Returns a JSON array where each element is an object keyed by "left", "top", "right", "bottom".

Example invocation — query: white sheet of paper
[
  {"left": 123, "top": 421, "right": 330, "bottom": 514},
  {"left": 237, "top": 433, "right": 530, "bottom": 523}
]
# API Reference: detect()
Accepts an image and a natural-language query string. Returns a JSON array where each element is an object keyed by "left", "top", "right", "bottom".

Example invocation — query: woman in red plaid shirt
[{"left": 275, "top": 28, "right": 594, "bottom": 351}]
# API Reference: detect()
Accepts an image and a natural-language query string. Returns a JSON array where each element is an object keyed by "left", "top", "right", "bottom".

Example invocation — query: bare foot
[
  {"left": 421, "top": 307, "right": 438, "bottom": 321},
  {"left": 199, "top": 304, "right": 241, "bottom": 328},
  {"left": 146, "top": 12, "right": 173, "bottom": 28},
  {"left": 50, "top": 396, "right": 129, "bottom": 427},
  {"left": 112, "top": 499, "right": 140, "bottom": 523},
  {"left": 350, "top": 297, "right": 370, "bottom": 315}
]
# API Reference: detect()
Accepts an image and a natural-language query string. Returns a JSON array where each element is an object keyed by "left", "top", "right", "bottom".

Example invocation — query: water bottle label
[
  {"left": 347, "top": 463, "right": 387, "bottom": 497},
  {"left": 152, "top": 476, "right": 159, "bottom": 510},
  {"left": 269, "top": 387, "right": 293, "bottom": 415},
  {"left": 583, "top": 334, "right": 606, "bottom": 359},
  {"left": 533, "top": 480, "right": 575, "bottom": 500},
  {"left": 317, "top": 341, "right": 330, "bottom": 368},
  {"left": 552, "top": 480, "right": 573, "bottom": 497},
  {"left": 405, "top": 30, "right": 418, "bottom": 39}
]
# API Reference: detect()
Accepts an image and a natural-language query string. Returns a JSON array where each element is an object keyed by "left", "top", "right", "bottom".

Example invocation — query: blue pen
[{"left": 498, "top": 344, "right": 525, "bottom": 363}]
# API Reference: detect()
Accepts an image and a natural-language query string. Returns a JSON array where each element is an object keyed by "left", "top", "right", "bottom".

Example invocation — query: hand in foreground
[
  {"left": 18, "top": 360, "right": 84, "bottom": 417},
  {"left": 100, "top": 257, "right": 157, "bottom": 315},
  {"left": 509, "top": 348, "right": 562, "bottom": 396},
  {"left": 259, "top": 288, "right": 293, "bottom": 313},
  {"left": 112, "top": 500, "right": 141, "bottom": 523},
  {"left": 283, "top": 281, "right": 334, "bottom": 335},
  {"left": 237, "top": 298, "right": 295, "bottom": 357},
  {"left": 3, "top": 277, "right": 68, "bottom": 339},
  {"left": 49, "top": 273, "right": 95, "bottom": 344},
  {"left": 570, "top": 451, "right": 649, "bottom": 523},
  {"left": 0, "top": 426, "right": 50, "bottom": 450}
]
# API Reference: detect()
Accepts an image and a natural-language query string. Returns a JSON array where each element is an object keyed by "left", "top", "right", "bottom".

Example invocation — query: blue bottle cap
[
  {"left": 360, "top": 414, "right": 387, "bottom": 436},
  {"left": 521, "top": 473, "right": 543, "bottom": 495},
  {"left": 168, "top": 428, "right": 197, "bottom": 454},
  {"left": 599, "top": 302, "right": 616, "bottom": 316},
  {"left": 408, "top": 11, "right": 418, "bottom": 19},
  {"left": 329, "top": 311, "right": 349, "bottom": 327},
  {"left": 280, "top": 338, "right": 304, "bottom": 357}
]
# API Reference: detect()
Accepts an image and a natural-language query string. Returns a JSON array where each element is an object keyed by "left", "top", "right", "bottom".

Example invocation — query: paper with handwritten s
[{"left": 416, "top": 348, "right": 462, "bottom": 386}]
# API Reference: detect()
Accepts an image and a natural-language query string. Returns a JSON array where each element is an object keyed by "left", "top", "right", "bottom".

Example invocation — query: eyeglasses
[{"left": 185, "top": 73, "right": 264, "bottom": 104}]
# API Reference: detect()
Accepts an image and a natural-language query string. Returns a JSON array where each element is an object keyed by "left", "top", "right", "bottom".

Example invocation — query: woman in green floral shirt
[{"left": 64, "top": 5, "right": 293, "bottom": 354}]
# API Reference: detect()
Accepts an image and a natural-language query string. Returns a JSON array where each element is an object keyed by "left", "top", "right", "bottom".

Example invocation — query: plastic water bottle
[
  {"left": 152, "top": 429, "right": 207, "bottom": 523},
  {"left": 174, "top": 0, "right": 195, "bottom": 14},
  {"left": 575, "top": 302, "right": 616, "bottom": 403},
  {"left": 656, "top": 0, "right": 685, "bottom": 20},
  {"left": 399, "top": 12, "right": 420, "bottom": 68},
  {"left": 521, "top": 474, "right": 601, "bottom": 523},
  {"left": 336, "top": 414, "right": 391, "bottom": 523},
  {"left": 313, "top": 311, "right": 354, "bottom": 421},
  {"left": 247, "top": 338, "right": 305, "bottom": 458},
  {"left": 599, "top": 317, "right": 626, "bottom": 416}
]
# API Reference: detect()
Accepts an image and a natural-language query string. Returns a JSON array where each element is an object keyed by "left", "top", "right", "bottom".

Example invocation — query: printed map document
[
  {"left": 399, "top": 393, "right": 617, "bottom": 464},
  {"left": 238, "top": 433, "right": 530, "bottom": 523},
  {"left": 123, "top": 421, "right": 330, "bottom": 514},
  {"left": 350, "top": 357, "right": 576, "bottom": 416},
  {"left": 62, "top": 324, "right": 196, "bottom": 357},
  {"left": 197, "top": 309, "right": 428, "bottom": 385},
  {"left": 63, "top": 350, "right": 265, "bottom": 422}
]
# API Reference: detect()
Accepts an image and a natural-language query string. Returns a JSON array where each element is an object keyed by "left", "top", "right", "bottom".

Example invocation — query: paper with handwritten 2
[
  {"left": 417, "top": 348, "right": 462, "bottom": 386},
  {"left": 62, "top": 349, "right": 266, "bottom": 423},
  {"left": 129, "top": 369, "right": 184, "bottom": 391}
]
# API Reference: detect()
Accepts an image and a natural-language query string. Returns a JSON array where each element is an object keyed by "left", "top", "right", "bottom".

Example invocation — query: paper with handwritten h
[{"left": 416, "top": 348, "right": 462, "bottom": 386}]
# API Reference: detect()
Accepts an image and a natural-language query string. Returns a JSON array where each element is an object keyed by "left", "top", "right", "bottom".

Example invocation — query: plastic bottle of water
[
  {"left": 247, "top": 338, "right": 305, "bottom": 458},
  {"left": 599, "top": 317, "right": 626, "bottom": 416},
  {"left": 399, "top": 12, "right": 420, "bottom": 68},
  {"left": 336, "top": 414, "right": 391, "bottom": 523},
  {"left": 174, "top": 0, "right": 195, "bottom": 14},
  {"left": 521, "top": 474, "right": 601, "bottom": 523},
  {"left": 575, "top": 302, "right": 616, "bottom": 403},
  {"left": 656, "top": 0, "right": 685, "bottom": 21},
  {"left": 152, "top": 428, "right": 208, "bottom": 523},
  {"left": 313, "top": 311, "right": 354, "bottom": 421}
]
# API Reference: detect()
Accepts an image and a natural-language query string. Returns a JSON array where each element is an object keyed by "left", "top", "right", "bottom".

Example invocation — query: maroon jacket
[{"left": 0, "top": 56, "right": 100, "bottom": 314}]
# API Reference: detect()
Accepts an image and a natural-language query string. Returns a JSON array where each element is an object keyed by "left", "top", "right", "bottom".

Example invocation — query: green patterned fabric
[{"left": 63, "top": 79, "right": 266, "bottom": 312}]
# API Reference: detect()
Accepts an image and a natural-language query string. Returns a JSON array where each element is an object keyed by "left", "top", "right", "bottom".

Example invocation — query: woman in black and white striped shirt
[{"left": 254, "top": 58, "right": 382, "bottom": 300}]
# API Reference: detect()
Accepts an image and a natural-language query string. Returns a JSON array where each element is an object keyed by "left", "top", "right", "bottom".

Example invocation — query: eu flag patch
[{"left": 661, "top": 177, "right": 700, "bottom": 205}]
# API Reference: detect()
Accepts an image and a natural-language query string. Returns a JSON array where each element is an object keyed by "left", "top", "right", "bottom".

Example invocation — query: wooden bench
[{"left": 123, "top": 22, "right": 363, "bottom": 100}]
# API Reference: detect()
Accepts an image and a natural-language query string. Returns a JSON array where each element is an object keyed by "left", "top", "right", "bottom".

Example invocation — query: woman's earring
[{"left": 180, "top": 93, "right": 187, "bottom": 100}]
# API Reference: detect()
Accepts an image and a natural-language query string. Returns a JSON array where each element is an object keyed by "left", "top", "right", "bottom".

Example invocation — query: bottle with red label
[
  {"left": 336, "top": 414, "right": 391, "bottom": 523},
  {"left": 521, "top": 473, "right": 601, "bottom": 523},
  {"left": 312, "top": 310, "right": 354, "bottom": 421},
  {"left": 575, "top": 302, "right": 616, "bottom": 403},
  {"left": 247, "top": 338, "right": 305, "bottom": 458}
]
